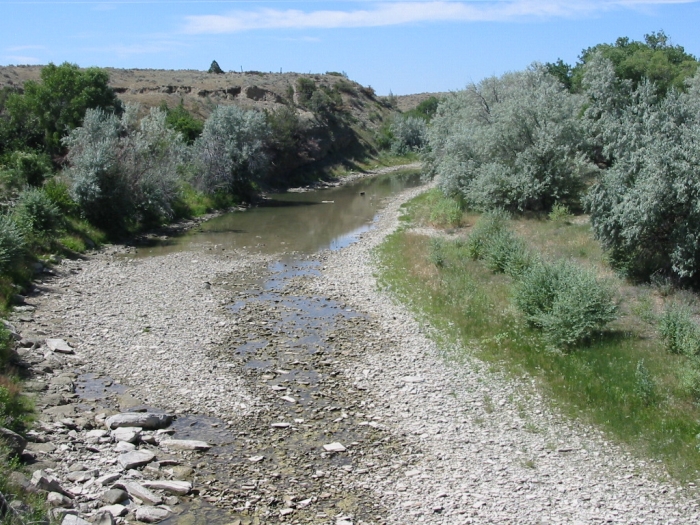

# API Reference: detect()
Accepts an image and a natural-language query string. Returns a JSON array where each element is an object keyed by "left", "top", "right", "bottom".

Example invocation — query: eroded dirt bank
[{"left": 7, "top": 180, "right": 700, "bottom": 525}]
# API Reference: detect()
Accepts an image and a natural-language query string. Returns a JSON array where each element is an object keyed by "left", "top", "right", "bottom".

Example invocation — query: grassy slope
[{"left": 377, "top": 188, "right": 700, "bottom": 481}]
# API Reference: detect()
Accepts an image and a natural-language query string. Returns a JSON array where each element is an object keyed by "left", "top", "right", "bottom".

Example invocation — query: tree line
[{"left": 424, "top": 31, "right": 700, "bottom": 286}]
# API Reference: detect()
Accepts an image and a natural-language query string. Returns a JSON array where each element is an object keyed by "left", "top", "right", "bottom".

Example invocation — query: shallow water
[
  {"left": 86, "top": 171, "right": 423, "bottom": 524},
  {"left": 133, "top": 170, "right": 422, "bottom": 257}
]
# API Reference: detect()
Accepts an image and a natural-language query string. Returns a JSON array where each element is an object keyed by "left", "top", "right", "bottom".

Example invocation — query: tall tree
[{"left": 22, "top": 62, "right": 122, "bottom": 155}]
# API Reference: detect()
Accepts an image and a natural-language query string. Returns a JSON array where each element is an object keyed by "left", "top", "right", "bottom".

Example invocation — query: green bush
[
  {"left": 427, "top": 65, "right": 588, "bottom": 212},
  {"left": 514, "top": 259, "right": 618, "bottom": 349},
  {"left": 465, "top": 210, "right": 510, "bottom": 260},
  {"left": 0, "top": 150, "right": 52, "bottom": 188},
  {"left": 296, "top": 78, "right": 317, "bottom": 107},
  {"left": 548, "top": 203, "right": 573, "bottom": 224},
  {"left": 428, "top": 237, "right": 445, "bottom": 267},
  {"left": 428, "top": 195, "right": 463, "bottom": 228},
  {"left": 0, "top": 214, "right": 25, "bottom": 274},
  {"left": 15, "top": 187, "right": 62, "bottom": 236},
  {"left": 0, "top": 380, "right": 31, "bottom": 432},
  {"left": 635, "top": 359, "right": 657, "bottom": 406},
  {"left": 43, "top": 178, "right": 78, "bottom": 214},
  {"left": 481, "top": 229, "right": 532, "bottom": 277},
  {"left": 678, "top": 358, "right": 700, "bottom": 400},
  {"left": 659, "top": 302, "right": 700, "bottom": 356}
]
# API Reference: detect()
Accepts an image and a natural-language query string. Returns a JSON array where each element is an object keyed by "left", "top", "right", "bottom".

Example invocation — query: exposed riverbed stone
[
  {"left": 159, "top": 439, "right": 211, "bottom": 451},
  {"left": 117, "top": 449, "right": 155, "bottom": 470},
  {"left": 134, "top": 506, "right": 171, "bottom": 523},
  {"left": 100, "top": 488, "right": 128, "bottom": 505},
  {"left": 105, "top": 413, "right": 172, "bottom": 430},
  {"left": 141, "top": 480, "right": 192, "bottom": 495},
  {"left": 13, "top": 169, "right": 700, "bottom": 525},
  {"left": 46, "top": 338, "right": 74, "bottom": 354},
  {"left": 116, "top": 481, "right": 162, "bottom": 505}
]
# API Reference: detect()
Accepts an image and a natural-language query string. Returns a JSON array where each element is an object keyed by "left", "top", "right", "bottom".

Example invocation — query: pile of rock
[{"left": 13, "top": 411, "right": 209, "bottom": 525}]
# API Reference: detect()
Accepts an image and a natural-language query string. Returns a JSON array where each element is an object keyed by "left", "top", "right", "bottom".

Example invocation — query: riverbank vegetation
[
  {"left": 379, "top": 189, "right": 700, "bottom": 481},
  {"left": 378, "top": 31, "right": 700, "bottom": 481}
]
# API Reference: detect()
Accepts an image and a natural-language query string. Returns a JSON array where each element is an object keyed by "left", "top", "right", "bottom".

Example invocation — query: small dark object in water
[{"left": 359, "top": 191, "right": 365, "bottom": 196}]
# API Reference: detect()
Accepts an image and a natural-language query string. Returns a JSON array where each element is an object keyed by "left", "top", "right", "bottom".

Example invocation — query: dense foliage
[
  {"left": 426, "top": 65, "right": 588, "bottom": 212},
  {"left": 426, "top": 33, "right": 700, "bottom": 284},
  {"left": 583, "top": 53, "right": 700, "bottom": 282},
  {"left": 63, "top": 106, "right": 186, "bottom": 230},
  {"left": 192, "top": 105, "right": 270, "bottom": 197},
  {"left": 15, "top": 62, "right": 121, "bottom": 156}
]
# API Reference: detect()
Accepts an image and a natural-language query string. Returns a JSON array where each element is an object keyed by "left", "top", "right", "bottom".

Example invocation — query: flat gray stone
[
  {"left": 142, "top": 480, "right": 192, "bottom": 495},
  {"left": 101, "top": 488, "right": 128, "bottom": 505},
  {"left": 96, "top": 473, "right": 121, "bottom": 486},
  {"left": 114, "top": 441, "right": 135, "bottom": 453},
  {"left": 98, "top": 504, "right": 127, "bottom": 518},
  {"left": 105, "top": 413, "right": 173, "bottom": 430},
  {"left": 134, "top": 506, "right": 171, "bottom": 523},
  {"left": 159, "top": 439, "right": 211, "bottom": 451},
  {"left": 111, "top": 426, "right": 141, "bottom": 443},
  {"left": 92, "top": 510, "right": 116, "bottom": 525},
  {"left": 61, "top": 515, "right": 90, "bottom": 525},
  {"left": 117, "top": 481, "right": 162, "bottom": 505},
  {"left": 117, "top": 449, "right": 155, "bottom": 470},
  {"left": 323, "top": 442, "right": 347, "bottom": 453},
  {"left": 46, "top": 339, "right": 74, "bottom": 354}
]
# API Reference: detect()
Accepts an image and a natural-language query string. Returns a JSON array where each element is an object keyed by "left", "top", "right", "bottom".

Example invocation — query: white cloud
[
  {"left": 4, "top": 55, "right": 42, "bottom": 64},
  {"left": 183, "top": 0, "right": 697, "bottom": 33}
]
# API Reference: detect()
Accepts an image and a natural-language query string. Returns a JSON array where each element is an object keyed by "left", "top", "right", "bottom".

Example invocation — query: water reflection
[{"left": 133, "top": 171, "right": 422, "bottom": 257}]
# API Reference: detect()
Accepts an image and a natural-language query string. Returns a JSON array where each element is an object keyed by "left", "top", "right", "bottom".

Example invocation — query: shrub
[
  {"left": 514, "top": 259, "right": 618, "bottom": 348},
  {"left": 548, "top": 203, "right": 573, "bottom": 224},
  {"left": 465, "top": 210, "right": 510, "bottom": 260},
  {"left": 390, "top": 115, "right": 426, "bottom": 155},
  {"left": 584, "top": 54, "right": 700, "bottom": 282},
  {"left": 43, "top": 177, "right": 78, "bottom": 214},
  {"left": 0, "top": 214, "right": 25, "bottom": 274},
  {"left": 63, "top": 105, "right": 186, "bottom": 230},
  {"left": 426, "top": 64, "right": 589, "bottom": 212},
  {"left": 1, "top": 150, "right": 52, "bottom": 188},
  {"left": 678, "top": 358, "right": 700, "bottom": 400},
  {"left": 15, "top": 187, "right": 62, "bottom": 236},
  {"left": 21, "top": 62, "right": 122, "bottom": 154},
  {"left": 296, "top": 78, "right": 317, "bottom": 107},
  {"left": 428, "top": 195, "right": 462, "bottom": 228},
  {"left": 635, "top": 359, "right": 657, "bottom": 406},
  {"left": 659, "top": 302, "right": 700, "bottom": 356},
  {"left": 208, "top": 60, "right": 224, "bottom": 74},
  {"left": 161, "top": 101, "right": 204, "bottom": 144},
  {"left": 428, "top": 237, "right": 445, "bottom": 267},
  {"left": 192, "top": 105, "right": 270, "bottom": 196},
  {"left": 334, "top": 79, "right": 357, "bottom": 95},
  {"left": 0, "top": 379, "right": 30, "bottom": 432}
]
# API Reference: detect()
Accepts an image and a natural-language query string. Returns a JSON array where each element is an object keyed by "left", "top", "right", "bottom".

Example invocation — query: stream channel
[{"left": 77, "top": 169, "right": 424, "bottom": 525}]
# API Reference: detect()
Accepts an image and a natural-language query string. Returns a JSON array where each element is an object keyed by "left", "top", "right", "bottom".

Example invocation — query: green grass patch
[{"left": 378, "top": 196, "right": 700, "bottom": 481}]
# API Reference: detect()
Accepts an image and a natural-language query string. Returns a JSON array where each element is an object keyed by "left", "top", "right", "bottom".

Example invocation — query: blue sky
[{"left": 1, "top": 0, "right": 699, "bottom": 95}]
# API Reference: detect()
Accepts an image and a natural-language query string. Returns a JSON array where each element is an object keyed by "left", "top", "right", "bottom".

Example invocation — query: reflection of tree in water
[{"left": 137, "top": 171, "right": 423, "bottom": 257}]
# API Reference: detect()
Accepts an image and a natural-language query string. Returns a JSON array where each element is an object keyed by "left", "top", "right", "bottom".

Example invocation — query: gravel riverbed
[{"left": 5, "top": 177, "right": 699, "bottom": 525}]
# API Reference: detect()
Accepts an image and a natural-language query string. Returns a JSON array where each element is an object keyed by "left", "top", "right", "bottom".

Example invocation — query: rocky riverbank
[{"left": 3, "top": 174, "right": 699, "bottom": 525}]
